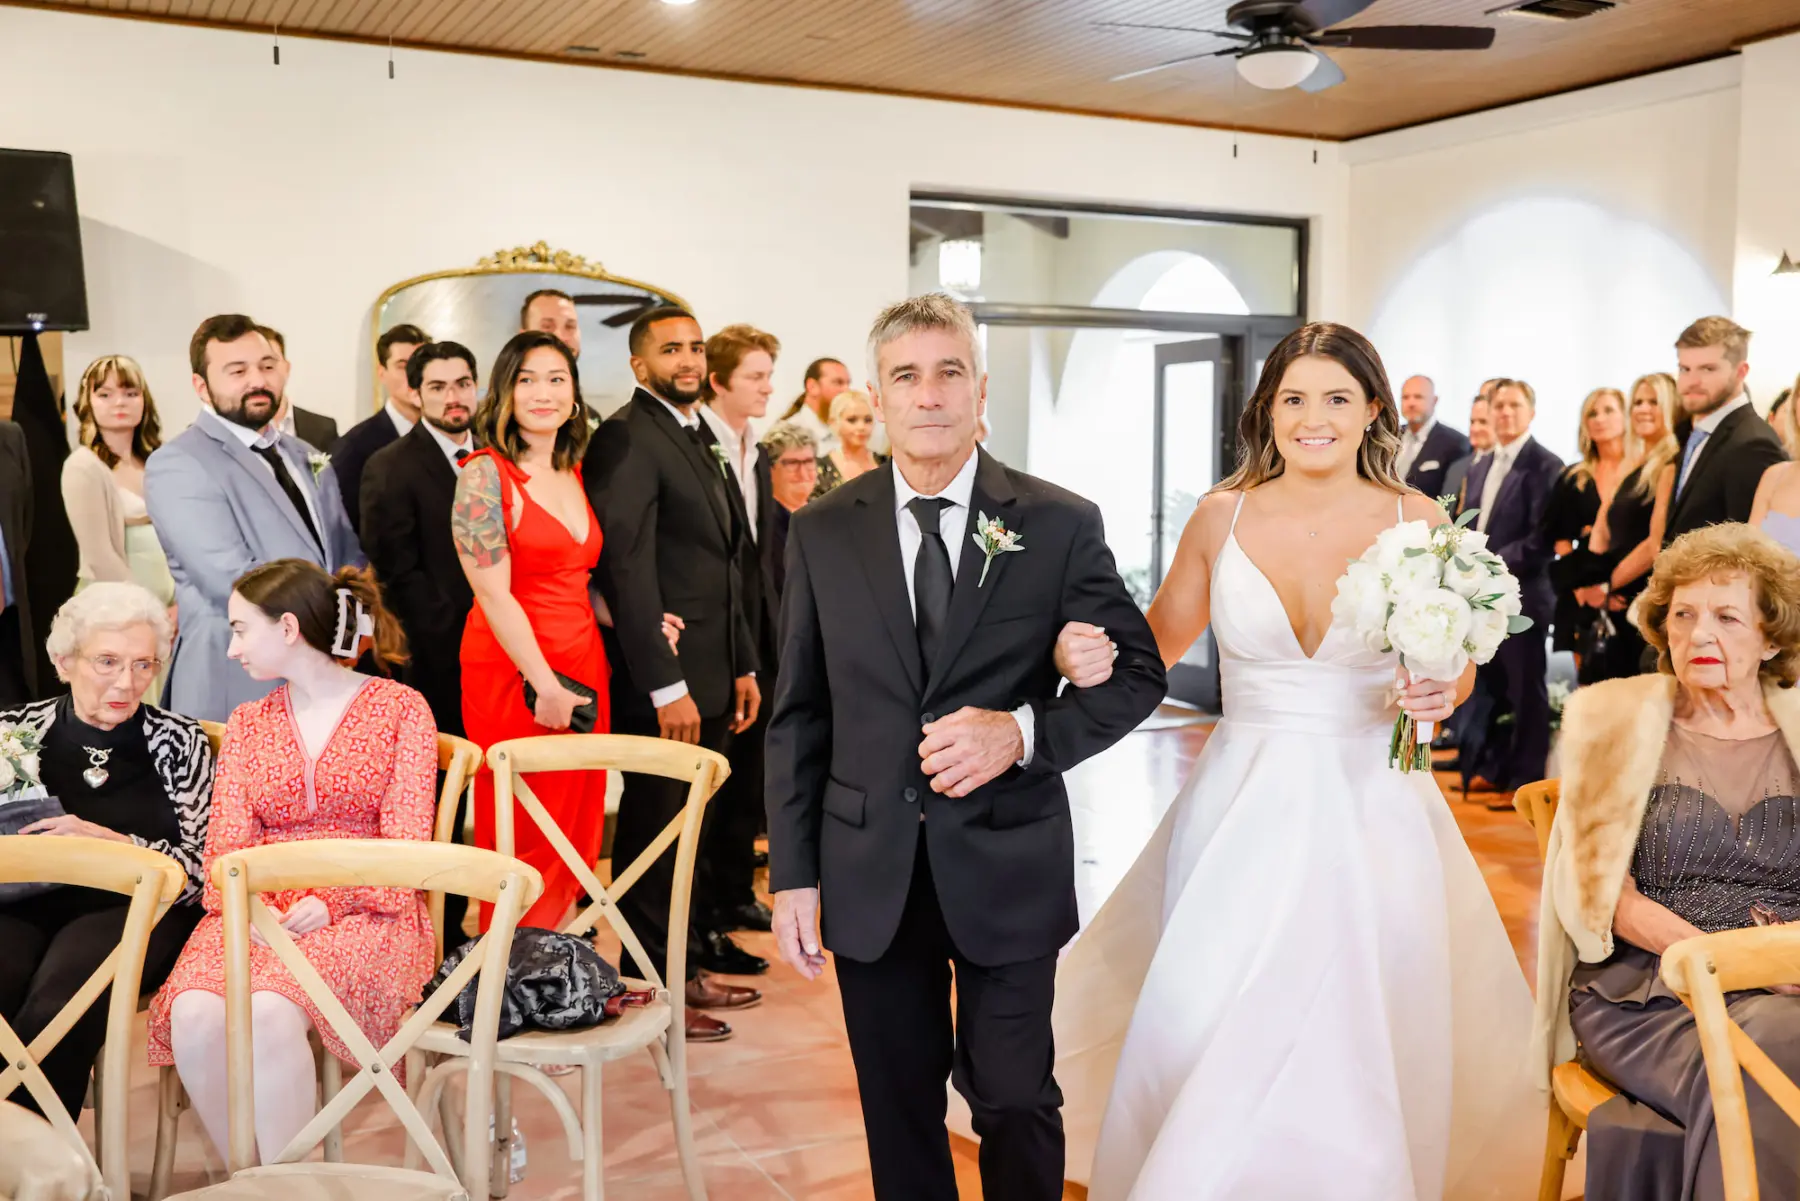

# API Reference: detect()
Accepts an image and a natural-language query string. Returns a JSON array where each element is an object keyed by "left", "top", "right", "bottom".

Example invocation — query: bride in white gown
[{"left": 1057, "top": 325, "right": 1547, "bottom": 1200}]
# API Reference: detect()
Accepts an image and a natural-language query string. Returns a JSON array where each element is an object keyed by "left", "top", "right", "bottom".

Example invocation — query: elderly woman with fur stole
[{"left": 1535, "top": 521, "right": 1800, "bottom": 1201}]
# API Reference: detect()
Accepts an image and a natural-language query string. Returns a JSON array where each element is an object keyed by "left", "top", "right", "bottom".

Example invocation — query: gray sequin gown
[{"left": 1570, "top": 725, "right": 1800, "bottom": 1201}]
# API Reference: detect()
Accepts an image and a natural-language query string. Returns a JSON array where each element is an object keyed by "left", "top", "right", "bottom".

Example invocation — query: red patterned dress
[{"left": 147, "top": 677, "right": 439, "bottom": 1068}]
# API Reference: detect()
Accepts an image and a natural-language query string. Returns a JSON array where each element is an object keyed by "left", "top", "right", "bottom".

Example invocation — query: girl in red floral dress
[{"left": 148, "top": 559, "right": 438, "bottom": 1164}]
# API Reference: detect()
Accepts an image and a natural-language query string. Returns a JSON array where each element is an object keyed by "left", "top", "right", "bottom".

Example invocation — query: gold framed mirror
[{"left": 370, "top": 242, "right": 688, "bottom": 416}]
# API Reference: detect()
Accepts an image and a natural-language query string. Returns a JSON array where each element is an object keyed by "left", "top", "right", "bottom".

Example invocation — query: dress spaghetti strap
[
  {"left": 1228, "top": 491, "right": 1247, "bottom": 535},
  {"left": 1396, "top": 494, "right": 1405, "bottom": 523}
]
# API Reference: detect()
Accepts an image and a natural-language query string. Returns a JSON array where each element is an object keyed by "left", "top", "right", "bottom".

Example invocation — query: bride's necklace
[{"left": 83, "top": 746, "right": 112, "bottom": 789}]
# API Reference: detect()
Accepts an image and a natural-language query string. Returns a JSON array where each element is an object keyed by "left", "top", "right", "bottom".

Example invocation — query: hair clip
[{"left": 331, "top": 587, "right": 373, "bottom": 658}]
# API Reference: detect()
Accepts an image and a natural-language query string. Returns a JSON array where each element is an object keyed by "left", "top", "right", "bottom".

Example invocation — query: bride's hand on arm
[
  {"left": 1147, "top": 492, "right": 1235, "bottom": 670},
  {"left": 454, "top": 457, "right": 567, "bottom": 710}
]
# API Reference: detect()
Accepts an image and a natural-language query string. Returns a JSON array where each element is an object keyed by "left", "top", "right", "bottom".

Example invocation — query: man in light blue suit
[{"left": 146, "top": 314, "right": 363, "bottom": 721}]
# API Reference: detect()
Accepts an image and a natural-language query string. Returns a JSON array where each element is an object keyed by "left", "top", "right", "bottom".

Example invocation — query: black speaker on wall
[{"left": 0, "top": 149, "right": 88, "bottom": 334}]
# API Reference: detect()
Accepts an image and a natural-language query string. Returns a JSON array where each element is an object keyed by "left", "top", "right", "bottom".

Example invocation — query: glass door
[{"left": 1154, "top": 338, "right": 1227, "bottom": 710}]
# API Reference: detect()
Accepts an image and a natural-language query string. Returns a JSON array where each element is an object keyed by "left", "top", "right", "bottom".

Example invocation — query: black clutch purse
[{"left": 522, "top": 673, "right": 600, "bottom": 734}]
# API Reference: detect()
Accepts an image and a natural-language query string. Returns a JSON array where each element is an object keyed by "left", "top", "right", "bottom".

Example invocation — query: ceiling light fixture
[
  {"left": 659, "top": 0, "right": 698, "bottom": 6},
  {"left": 1235, "top": 43, "right": 1319, "bottom": 90},
  {"left": 938, "top": 240, "right": 983, "bottom": 292},
  {"left": 1775, "top": 252, "right": 1800, "bottom": 277}
]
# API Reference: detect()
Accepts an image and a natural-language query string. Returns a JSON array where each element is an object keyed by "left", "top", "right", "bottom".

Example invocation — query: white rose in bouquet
[
  {"left": 0, "top": 758, "right": 13, "bottom": 791},
  {"left": 17, "top": 751, "right": 39, "bottom": 785},
  {"left": 1387, "top": 587, "right": 1474, "bottom": 682},
  {"left": 1466, "top": 607, "right": 1511, "bottom": 660},
  {"left": 1370, "top": 520, "right": 1433, "bottom": 572},
  {"left": 1455, "top": 528, "right": 1490, "bottom": 556},
  {"left": 1332, "top": 560, "right": 1394, "bottom": 652},
  {"left": 1442, "top": 554, "right": 1492, "bottom": 600},
  {"left": 1388, "top": 549, "right": 1444, "bottom": 598},
  {"left": 1481, "top": 568, "right": 1524, "bottom": 617}
]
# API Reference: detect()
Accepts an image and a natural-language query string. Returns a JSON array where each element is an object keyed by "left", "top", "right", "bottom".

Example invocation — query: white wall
[
  {"left": 1732, "top": 33, "right": 1800, "bottom": 406},
  {"left": 0, "top": 6, "right": 1349, "bottom": 438},
  {"left": 1344, "top": 59, "right": 1744, "bottom": 461}
]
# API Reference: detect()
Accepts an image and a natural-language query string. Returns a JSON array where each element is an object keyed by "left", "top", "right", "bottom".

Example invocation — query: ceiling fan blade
[
  {"left": 1290, "top": 0, "right": 1378, "bottom": 32},
  {"left": 1297, "top": 49, "right": 1346, "bottom": 92},
  {"left": 1109, "top": 49, "right": 1232, "bottom": 83},
  {"left": 1324, "top": 24, "right": 1496, "bottom": 50},
  {"left": 1093, "top": 21, "right": 1249, "bottom": 39}
]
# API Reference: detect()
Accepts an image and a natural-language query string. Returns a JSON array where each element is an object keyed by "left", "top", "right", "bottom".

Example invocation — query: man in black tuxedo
[
  {"left": 1463, "top": 379, "right": 1563, "bottom": 802},
  {"left": 1397, "top": 375, "right": 1470, "bottom": 501},
  {"left": 766, "top": 294, "right": 1166, "bottom": 1201},
  {"left": 586, "top": 307, "right": 763, "bottom": 1042},
  {"left": 259, "top": 326, "right": 340, "bottom": 450},
  {"left": 0, "top": 420, "right": 37, "bottom": 705},
  {"left": 331, "top": 323, "right": 430, "bottom": 537},
  {"left": 1662, "top": 316, "right": 1786, "bottom": 546},
  {"left": 696, "top": 324, "right": 784, "bottom": 935}
]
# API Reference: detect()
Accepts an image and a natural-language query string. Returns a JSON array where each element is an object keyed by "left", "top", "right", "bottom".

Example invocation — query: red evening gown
[
  {"left": 459, "top": 449, "right": 610, "bottom": 930},
  {"left": 148, "top": 677, "right": 439, "bottom": 1069}
]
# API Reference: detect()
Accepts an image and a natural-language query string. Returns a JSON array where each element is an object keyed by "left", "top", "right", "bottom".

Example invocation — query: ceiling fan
[{"left": 1103, "top": 0, "right": 1497, "bottom": 92}]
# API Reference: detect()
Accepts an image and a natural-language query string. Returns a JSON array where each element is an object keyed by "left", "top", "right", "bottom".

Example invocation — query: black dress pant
[
  {"left": 0, "top": 606, "right": 28, "bottom": 706},
  {"left": 608, "top": 674, "right": 731, "bottom": 984},
  {"left": 1472, "top": 628, "right": 1550, "bottom": 790},
  {"left": 697, "top": 687, "right": 766, "bottom": 921},
  {"left": 835, "top": 827, "right": 1063, "bottom": 1201},
  {"left": 0, "top": 889, "right": 201, "bottom": 1118}
]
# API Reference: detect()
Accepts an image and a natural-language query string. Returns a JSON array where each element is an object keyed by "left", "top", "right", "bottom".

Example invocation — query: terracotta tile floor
[{"left": 95, "top": 713, "right": 1544, "bottom": 1199}]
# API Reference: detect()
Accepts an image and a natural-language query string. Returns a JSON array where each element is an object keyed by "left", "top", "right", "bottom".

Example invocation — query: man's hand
[
  {"left": 772, "top": 887, "right": 826, "bottom": 980},
  {"left": 1054, "top": 621, "right": 1116, "bottom": 688},
  {"left": 732, "top": 675, "right": 761, "bottom": 734},
  {"left": 919, "top": 707, "right": 1025, "bottom": 798},
  {"left": 657, "top": 693, "right": 703, "bottom": 744},
  {"left": 661, "top": 613, "right": 685, "bottom": 653}
]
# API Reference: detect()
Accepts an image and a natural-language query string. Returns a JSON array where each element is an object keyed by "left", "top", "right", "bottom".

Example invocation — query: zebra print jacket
[{"left": 1, "top": 698, "right": 214, "bottom": 905}]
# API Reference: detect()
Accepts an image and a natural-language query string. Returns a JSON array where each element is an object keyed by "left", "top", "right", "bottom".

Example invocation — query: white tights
[{"left": 169, "top": 989, "right": 320, "bottom": 1165}]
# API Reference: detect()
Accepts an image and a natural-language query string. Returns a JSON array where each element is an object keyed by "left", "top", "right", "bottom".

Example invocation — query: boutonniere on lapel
[
  {"left": 305, "top": 449, "right": 331, "bottom": 482},
  {"left": 972, "top": 512, "right": 1023, "bottom": 586},
  {"left": 708, "top": 443, "right": 732, "bottom": 477}
]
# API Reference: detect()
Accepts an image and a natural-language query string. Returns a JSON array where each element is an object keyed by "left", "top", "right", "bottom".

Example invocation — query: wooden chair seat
[
  {"left": 414, "top": 991, "right": 672, "bottom": 1067},
  {"left": 1552, "top": 1060, "right": 1618, "bottom": 1128},
  {"left": 167, "top": 1162, "right": 470, "bottom": 1201}
]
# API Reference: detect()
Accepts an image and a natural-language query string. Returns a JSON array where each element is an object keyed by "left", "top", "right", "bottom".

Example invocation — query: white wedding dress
[{"left": 1056, "top": 493, "right": 1549, "bottom": 1201}]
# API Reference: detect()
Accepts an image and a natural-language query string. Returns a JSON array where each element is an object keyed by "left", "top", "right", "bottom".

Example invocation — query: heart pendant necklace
[{"left": 83, "top": 746, "right": 112, "bottom": 789}]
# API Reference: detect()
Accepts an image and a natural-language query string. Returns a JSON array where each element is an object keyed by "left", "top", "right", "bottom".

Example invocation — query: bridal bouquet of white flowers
[{"left": 1329, "top": 503, "right": 1534, "bottom": 772}]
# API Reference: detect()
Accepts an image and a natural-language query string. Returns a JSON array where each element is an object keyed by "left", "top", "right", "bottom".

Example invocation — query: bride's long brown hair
[{"left": 1213, "top": 322, "right": 1408, "bottom": 495}]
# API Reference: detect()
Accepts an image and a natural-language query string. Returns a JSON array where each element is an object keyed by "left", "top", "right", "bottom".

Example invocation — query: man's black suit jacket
[
  {"left": 1464, "top": 436, "right": 1564, "bottom": 626},
  {"left": 291, "top": 405, "right": 340, "bottom": 452},
  {"left": 359, "top": 424, "right": 473, "bottom": 735},
  {"left": 1404, "top": 422, "right": 1472, "bottom": 502},
  {"left": 1662, "top": 403, "right": 1787, "bottom": 546},
  {"left": 766, "top": 450, "right": 1167, "bottom": 968},
  {"left": 712, "top": 428, "right": 782, "bottom": 672},
  {"left": 585, "top": 389, "right": 756, "bottom": 720},
  {"left": 331, "top": 409, "right": 403, "bottom": 538},
  {"left": 0, "top": 421, "right": 37, "bottom": 697}
]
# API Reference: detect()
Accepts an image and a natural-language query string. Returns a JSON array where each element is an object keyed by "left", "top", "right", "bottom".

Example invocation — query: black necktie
[
  {"left": 908, "top": 497, "right": 953, "bottom": 672},
  {"left": 252, "top": 443, "right": 324, "bottom": 553},
  {"left": 454, "top": 448, "right": 470, "bottom": 467}
]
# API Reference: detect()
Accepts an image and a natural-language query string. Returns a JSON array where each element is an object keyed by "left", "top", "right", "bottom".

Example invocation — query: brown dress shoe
[
  {"left": 686, "top": 973, "right": 763, "bottom": 1011},
  {"left": 685, "top": 1008, "right": 733, "bottom": 1042}
]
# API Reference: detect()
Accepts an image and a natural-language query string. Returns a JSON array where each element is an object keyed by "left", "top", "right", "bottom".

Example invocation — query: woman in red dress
[
  {"left": 455, "top": 330, "right": 609, "bottom": 930},
  {"left": 148, "top": 559, "right": 437, "bottom": 1164}
]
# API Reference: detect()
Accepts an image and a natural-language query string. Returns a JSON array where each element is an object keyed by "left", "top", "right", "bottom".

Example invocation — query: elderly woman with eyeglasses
[{"left": 0, "top": 582, "right": 213, "bottom": 1119}]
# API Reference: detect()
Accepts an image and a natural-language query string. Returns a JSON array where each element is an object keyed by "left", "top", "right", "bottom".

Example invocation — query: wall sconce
[{"left": 1775, "top": 252, "right": 1800, "bottom": 276}]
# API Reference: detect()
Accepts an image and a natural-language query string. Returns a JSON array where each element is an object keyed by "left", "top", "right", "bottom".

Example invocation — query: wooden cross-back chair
[
  {"left": 0, "top": 1099, "right": 100, "bottom": 1201},
  {"left": 1662, "top": 926, "right": 1800, "bottom": 1201},
  {"left": 0, "top": 836, "right": 187, "bottom": 1201},
  {"left": 1514, "top": 778, "right": 1617, "bottom": 1201},
  {"left": 149, "top": 726, "right": 485, "bottom": 1199},
  {"left": 410, "top": 734, "right": 729, "bottom": 1201},
  {"left": 157, "top": 839, "right": 541, "bottom": 1201}
]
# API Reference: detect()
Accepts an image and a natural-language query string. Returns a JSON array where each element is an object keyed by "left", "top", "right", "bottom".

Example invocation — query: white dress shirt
[
  {"left": 647, "top": 391, "right": 712, "bottom": 711},
  {"left": 1397, "top": 418, "right": 1436, "bottom": 481},
  {"left": 422, "top": 420, "right": 473, "bottom": 471},
  {"left": 383, "top": 399, "right": 417, "bottom": 439},
  {"left": 699, "top": 403, "right": 759, "bottom": 539},
  {"left": 1474, "top": 435, "right": 1526, "bottom": 533},
  {"left": 205, "top": 409, "right": 326, "bottom": 543},
  {"left": 786, "top": 403, "right": 836, "bottom": 455},
  {"left": 891, "top": 451, "right": 1035, "bottom": 766},
  {"left": 1676, "top": 391, "right": 1750, "bottom": 494}
]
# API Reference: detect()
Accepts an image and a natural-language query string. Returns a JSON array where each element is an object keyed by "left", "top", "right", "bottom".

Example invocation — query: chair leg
[
  {"left": 664, "top": 1035, "right": 705, "bottom": 1201},
  {"left": 404, "top": 1050, "right": 426, "bottom": 1172},
  {"left": 438, "top": 1070, "right": 465, "bottom": 1179},
  {"left": 90, "top": 1056, "right": 105, "bottom": 1163},
  {"left": 150, "top": 1066, "right": 187, "bottom": 1201},
  {"left": 489, "top": 1072, "right": 514, "bottom": 1199},
  {"left": 581, "top": 1064, "right": 605, "bottom": 1201},
  {"left": 320, "top": 1052, "right": 344, "bottom": 1163},
  {"left": 1539, "top": 1103, "right": 1581, "bottom": 1201}
]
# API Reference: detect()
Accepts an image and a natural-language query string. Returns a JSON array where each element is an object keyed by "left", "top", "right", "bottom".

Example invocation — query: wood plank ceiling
[{"left": 15, "top": 0, "right": 1799, "bottom": 138}]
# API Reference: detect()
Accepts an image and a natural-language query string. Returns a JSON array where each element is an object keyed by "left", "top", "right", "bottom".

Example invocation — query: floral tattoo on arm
[{"left": 452, "top": 456, "right": 510, "bottom": 568}]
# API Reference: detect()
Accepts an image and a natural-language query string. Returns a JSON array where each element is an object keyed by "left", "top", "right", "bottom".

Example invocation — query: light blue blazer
[{"left": 145, "top": 409, "right": 364, "bottom": 721}]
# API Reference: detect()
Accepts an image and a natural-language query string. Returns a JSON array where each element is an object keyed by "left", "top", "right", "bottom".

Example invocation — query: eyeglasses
[
  {"left": 774, "top": 457, "right": 819, "bottom": 473},
  {"left": 83, "top": 654, "right": 162, "bottom": 680}
]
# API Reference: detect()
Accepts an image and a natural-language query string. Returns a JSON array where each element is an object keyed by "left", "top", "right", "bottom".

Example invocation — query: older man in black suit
[
  {"left": 1396, "top": 375, "right": 1470, "bottom": 502},
  {"left": 1463, "top": 379, "right": 1563, "bottom": 804},
  {"left": 1662, "top": 316, "right": 1787, "bottom": 546}
]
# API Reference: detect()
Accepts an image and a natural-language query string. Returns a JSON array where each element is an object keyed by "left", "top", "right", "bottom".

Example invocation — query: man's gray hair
[
  {"left": 46, "top": 581, "right": 174, "bottom": 665},
  {"left": 760, "top": 420, "right": 819, "bottom": 461},
  {"left": 866, "top": 293, "right": 984, "bottom": 389}
]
